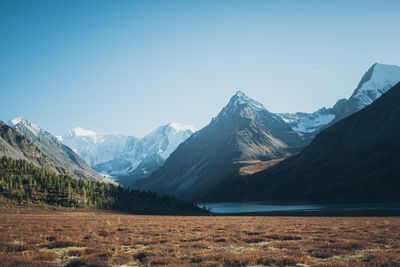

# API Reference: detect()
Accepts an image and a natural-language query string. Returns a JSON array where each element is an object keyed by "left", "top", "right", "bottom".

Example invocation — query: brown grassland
[{"left": 0, "top": 209, "right": 400, "bottom": 267}]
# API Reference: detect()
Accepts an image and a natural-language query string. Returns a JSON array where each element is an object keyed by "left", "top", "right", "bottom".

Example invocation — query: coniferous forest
[{"left": 0, "top": 156, "right": 205, "bottom": 214}]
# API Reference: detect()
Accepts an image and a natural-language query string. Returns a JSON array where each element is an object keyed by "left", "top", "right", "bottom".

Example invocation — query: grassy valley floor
[{"left": 0, "top": 209, "right": 400, "bottom": 266}]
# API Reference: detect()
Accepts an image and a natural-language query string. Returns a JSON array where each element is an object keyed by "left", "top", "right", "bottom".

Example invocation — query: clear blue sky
[{"left": 1, "top": 0, "right": 400, "bottom": 136}]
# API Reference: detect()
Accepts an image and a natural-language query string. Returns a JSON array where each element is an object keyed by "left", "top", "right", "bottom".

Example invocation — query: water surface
[{"left": 197, "top": 202, "right": 400, "bottom": 214}]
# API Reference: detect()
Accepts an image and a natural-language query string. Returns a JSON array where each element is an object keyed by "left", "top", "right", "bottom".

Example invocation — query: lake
[{"left": 197, "top": 202, "right": 400, "bottom": 215}]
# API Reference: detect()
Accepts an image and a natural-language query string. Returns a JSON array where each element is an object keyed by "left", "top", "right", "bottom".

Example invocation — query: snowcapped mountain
[
  {"left": 216, "top": 91, "right": 265, "bottom": 120},
  {"left": 279, "top": 63, "right": 400, "bottom": 133},
  {"left": 351, "top": 63, "right": 400, "bottom": 108},
  {"left": 1, "top": 120, "right": 50, "bottom": 168},
  {"left": 7, "top": 117, "right": 103, "bottom": 181},
  {"left": 94, "top": 122, "right": 195, "bottom": 181},
  {"left": 60, "top": 123, "right": 195, "bottom": 184},
  {"left": 132, "top": 62, "right": 400, "bottom": 201},
  {"left": 279, "top": 108, "right": 336, "bottom": 133},
  {"left": 132, "top": 91, "right": 305, "bottom": 200},
  {"left": 211, "top": 81, "right": 400, "bottom": 203},
  {"left": 61, "top": 127, "right": 129, "bottom": 166},
  {"left": 138, "top": 122, "right": 196, "bottom": 161},
  {"left": 10, "top": 117, "right": 42, "bottom": 137}
]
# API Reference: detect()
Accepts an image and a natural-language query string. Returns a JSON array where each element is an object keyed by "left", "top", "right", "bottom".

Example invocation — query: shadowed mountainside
[
  {"left": 208, "top": 82, "right": 400, "bottom": 203},
  {"left": 133, "top": 91, "right": 306, "bottom": 200}
]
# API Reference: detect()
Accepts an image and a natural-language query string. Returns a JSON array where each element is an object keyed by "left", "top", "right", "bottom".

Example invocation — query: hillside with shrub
[{"left": 0, "top": 156, "right": 206, "bottom": 215}]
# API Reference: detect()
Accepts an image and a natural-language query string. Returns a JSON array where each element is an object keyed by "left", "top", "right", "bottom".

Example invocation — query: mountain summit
[
  {"left": 62, "top": 127, "right": 128, "bottom": 167},
  {"left": 167, "top": 122, "right": 196, "bottom": 133},
  {"left": 212, "top": 91, "right": 269, "bottom": 125},
  {"left": 6, "top": 117, "right": 103, "bottom": 181},
  {"left": 213, "top": 81, "right": 400, "bottom": 203},
  {"left": 67, "top": 127, "right": 98, "bottom": 138},
  {"left": 279, "top": 63, "right": 400, "bottom": 133},
  {"left": 350, "top": 63, "right": 400, "bottom": 109},
  {"left": 132, "top": 91, "right": 304, "bottom": 200},
  {"left": 9, "top": 117, "right": 43, "bottom": 137}
]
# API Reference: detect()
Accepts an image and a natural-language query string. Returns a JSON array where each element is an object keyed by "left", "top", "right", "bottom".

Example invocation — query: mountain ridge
[
  {"left": 132, "top": 91, "right": 304, "bottom": 200},
  {"left": 132, "top": 63, "right": 400, "bottom": 201},
  {"left": 61, "top": 122, "right": 196, "bottom": 185},
  {"left": 278, "top": 63, "right": 400, "bottom": 133},
  {"left": 7, "top": 117, "right": 103, "bottom": 181},
  {"left": 207, "top": 81, "right": 400, "bottom": 203}
]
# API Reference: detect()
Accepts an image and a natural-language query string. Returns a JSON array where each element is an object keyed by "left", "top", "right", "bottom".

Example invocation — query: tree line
[{"left": 0, "top": 156, "right": 205, "bottom": 214}]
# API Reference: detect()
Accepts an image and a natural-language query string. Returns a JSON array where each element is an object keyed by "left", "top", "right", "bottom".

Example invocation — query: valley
[
  {"left": 1, "top": 209, "right": 399, "bottom": 267},
  {"left": 3, "top": 1, "right": 400, "bottom": 266}
]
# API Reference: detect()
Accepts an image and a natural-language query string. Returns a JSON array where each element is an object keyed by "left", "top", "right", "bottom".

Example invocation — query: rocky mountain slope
[
  {"left": 133, "top": 91, "right": 305, "bottom": 200},
  {"left": 0, "top": 121, "right": 55, "bottom": 169},
  {"left": 132, "top": 63, "right": 400, "bottom": 201},
  {"left": 279, "top": 63, "right": 400, "bottom": 133},
  {"left": 7, "top": 117, "right": 102, "bottom": 181},
  {"left": 210, "top": 82, "right": 400, "bottom": 203},
  {"left": 62, "top": 123, "right": 195, "bottom": 185},
  {"left": 60, "top": 128, "right": 128, "bottom": 167},
  {"left": 95, "top": 123, "right": 195, "bottom": 184}
]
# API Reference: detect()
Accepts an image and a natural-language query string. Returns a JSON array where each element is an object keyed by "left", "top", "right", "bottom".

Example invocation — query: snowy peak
[
  {"left": 147, "top": 122, "right": 196, "bottom": 138},
  {"left": 62, "top": 128, "right": 129, "bottom": 166},
  {"left": 351, "top": 63, "right": 400, "bottom": 108},
  {"left": 68, "top": 127, "right": 97, "bottom": 137},
  {"left": 8, "top": 117, "right": 42, "bottom": 137},
  {"left": 63, "top": 122, "right": 195, "bottom": 177},
  {"left": 229, "top": 91, "right": 265, "bottom": 111},
  {"left": 9, "top": 116, "right": 25, "bottom": 126},
  {"left": 5, "top": 117, "right": 103, "bottom": 181},
  {"left": 358, "top": 63, "right": 400, "bottom": 88},
  {"left": 166, "top": 122, "right": 196, "bottom": 133},
  {"left": 142, "top": 122, "right": 196, "bottom": 160},
  {"left": 216, "top": 91, "right": 267, "bottom": 121},
  {"left": 279, "top": 63, "right": 400, "bottom": 133}
]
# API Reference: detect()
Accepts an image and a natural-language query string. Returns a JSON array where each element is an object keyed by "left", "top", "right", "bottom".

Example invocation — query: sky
[{"left": 1, "top": 0, "right": 400, "bottom": 137}]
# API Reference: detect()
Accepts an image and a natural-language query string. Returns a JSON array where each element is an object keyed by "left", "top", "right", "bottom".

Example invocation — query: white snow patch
[
  {"left": 352, "top": 64, "right": 400, "bottom": 108},
  {"left": 70, "top": 127, "right": 97, "bottom": 137},
  {"left": 10, "top": 117, "right": 41, "bottom": 136},
  {"left": 168, "top": 122, "right": 197, "bottom": 132},
  {"left": 232, "top": 91, "right": 265, "bottom": 110},
  {"left": 279, "top": 112, "right": 335, "bottom": 133},
  {"left": 62, "top": 130, "right": 129, "bottom": 166},
  {"left": 292, "top": 114, "right": 335, "bottom": 133},
  {"left": 10, "top": 117, "right": 23, "bottom": 125}
]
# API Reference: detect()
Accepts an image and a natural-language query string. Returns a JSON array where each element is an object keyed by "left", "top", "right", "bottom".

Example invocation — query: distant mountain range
[
  {"left": 210, "top": 81, "right": 400, "bottom": 203},
  {"left": 133, "top": 63, "right": 400, "bottom": 201},
  {"left": 0, "top": 118, "right": 103, "bottom": 181},
  {"left": 61, "top": 122, "right": 196, "bottom": 185},
  {"left": 3, "top": 63, "right": 399, "bottom": 205},
  {"left": 59, "top": 128, "right": 128, "bottom": 167}
]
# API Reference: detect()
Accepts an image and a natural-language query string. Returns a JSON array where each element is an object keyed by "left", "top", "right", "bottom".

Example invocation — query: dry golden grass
[
  {"left": 238, "top": 158, "right": 286, "bottom": 175},
  {"left": 1, "top": 209, "right": 400, "bottom": 266}
]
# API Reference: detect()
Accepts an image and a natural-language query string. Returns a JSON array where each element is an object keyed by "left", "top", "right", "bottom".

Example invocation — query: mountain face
[
  {"left": 0, "top": 120, "right": 53, "bottom": 168},
  {"left": 279, "top": 63, "right": 400, "bottom": 133},
  {"left": 95, "top": 123, "right": 195, "bottom": 184},
  {"left": 210, "top": 82, "right": 400, "bottom": 203},
  {"left": 61, "top": 123, "right": 195, "bottom": 185},
  {"left": 132, "top": 63, "right": 400, "bottom": 201},
  {"left": 8, "top": 117, "right": 102, "bottom": 181},
  {"left": 61, "top": 128, "right": 129, "bottom": 167},
  {"left": 132, "top": 91, "right": 305, "bottom": 200}
]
